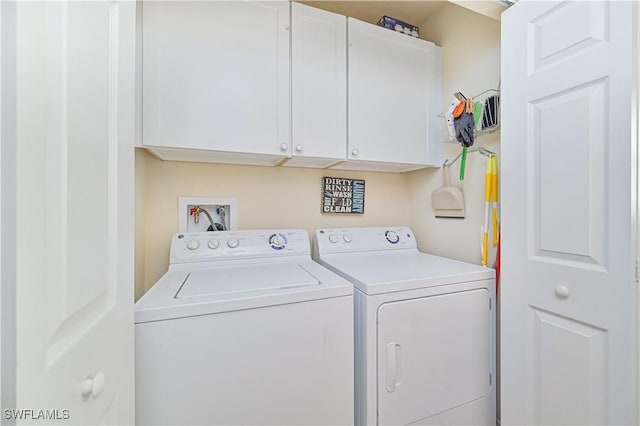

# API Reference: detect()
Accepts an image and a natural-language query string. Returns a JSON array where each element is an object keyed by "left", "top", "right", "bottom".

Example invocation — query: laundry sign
[{"left": 321, "top": 177, "right": 365, "bottom": 214}]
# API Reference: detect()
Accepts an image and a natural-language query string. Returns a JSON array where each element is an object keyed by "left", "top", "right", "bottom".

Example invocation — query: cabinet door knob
[
  {"left": 554, "top": 285, "right": 570, "bottom": 299},
  {"left": 351, "top": 149, "right": 359, "bottom": 157},
  {"left": 295, "top": 144, "right": 303, "bottom": 152},
  {"left": 81, "top": 371, "right": 106, "bottom": 399},
  {"left": 280, "top": 143, "right": 288, "bottom": 151}
]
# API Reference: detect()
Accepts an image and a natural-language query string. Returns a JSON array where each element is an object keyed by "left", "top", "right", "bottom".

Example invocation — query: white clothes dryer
[
  {"left": 314, "top": 226, "right": 496, "bottom": 426},
  {"left": 135, "top": 229, "right": 354, "bottom": 425}
]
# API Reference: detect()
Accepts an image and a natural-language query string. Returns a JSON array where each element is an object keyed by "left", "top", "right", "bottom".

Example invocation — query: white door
[
  {"left": 501, "top": 1, "right": 637, "bottom": 424},
  {"left": 289, "top": 2, "right": 346, "bottom": 168},
  {"left": 347, "top": 18, "right": 437, "bottom": 166},
  {"left": 377, "top": 290, "right": 492, "bottom": 425},
  {"left": 143, "top": 0, "right": 290, "bottom": 157},
  {"left": 15, "top": 1, "right": 135, "bottom": 424}
]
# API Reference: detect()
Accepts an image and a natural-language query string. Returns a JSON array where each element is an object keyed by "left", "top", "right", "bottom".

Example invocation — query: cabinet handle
[
  {"left": 81, "top": 371, "right": 106, "bottom": 399},
  {"left": 280, "top": 143, "right": 288, "bottom": 151},
  {"left": 295, "top": 144, "right": 303, "bottom": 152},
  {"left": 554, "top": 285, "right": 570, "bottom": 299},
  {"left": 351, "top": 149, "right": 359, "bottom": 157}
]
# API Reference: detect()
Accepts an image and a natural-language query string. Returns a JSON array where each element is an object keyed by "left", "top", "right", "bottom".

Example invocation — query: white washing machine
[
  {"left": 135, "top": 229, "right": 354, "bottom": 425},
  {"left": 314, "top": 227, "right": 496, "bottom": 426}
]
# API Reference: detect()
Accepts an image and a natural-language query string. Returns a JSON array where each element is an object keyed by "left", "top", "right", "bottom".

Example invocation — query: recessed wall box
[{"left": 178, "top": 197, "right": 238, "bottom": 232}]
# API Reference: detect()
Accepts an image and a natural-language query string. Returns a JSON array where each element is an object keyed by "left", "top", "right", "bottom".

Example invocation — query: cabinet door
[
  {"left": 289, "top": 3, "right": 346, "bottom": 168},
  {"left": 15, "top": 1, "right": 135, "bottom": 423},
  {"left": 347, "top": 18, "right": 438, "bottom": 168},
  {"left": 143, "top": 1, "right": 290, "bottom": 161},
  {"left": 377, "top": 289, "right": 492, "bottom": 425},
  {"left": 501, "top": 1, "right": 636, "bottom": 424}
]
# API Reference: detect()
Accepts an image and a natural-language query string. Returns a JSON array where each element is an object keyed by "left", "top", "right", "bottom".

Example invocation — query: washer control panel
[
  {"left": 315, "top": 227, "right": 417, "bottom": 253},
  {"left": 171, "top": 229, "right": 309, "bottom": 263}
]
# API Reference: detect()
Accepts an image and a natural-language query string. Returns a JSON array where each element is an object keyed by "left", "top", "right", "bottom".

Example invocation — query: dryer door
[{"left": 377, "top": 289, "right": 491, "bottom": 425}]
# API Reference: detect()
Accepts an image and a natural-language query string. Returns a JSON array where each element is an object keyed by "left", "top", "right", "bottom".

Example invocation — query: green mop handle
[{"left": 459, "top": 146, "right": 467, "bottom": 181}]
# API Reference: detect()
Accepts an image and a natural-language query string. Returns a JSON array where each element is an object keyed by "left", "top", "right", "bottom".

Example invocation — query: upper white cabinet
[
  {"left": 334, "top": 18, "right": 441, "bottom": 172},
  {"left": 286, "top": 3, "right": 347, "bottom": 169},
  {"left": 142, "top": 1, "right": 290, "bottom": 166},
  {"left": 140, "top": 2, "right": 441, "bottom": 172}
]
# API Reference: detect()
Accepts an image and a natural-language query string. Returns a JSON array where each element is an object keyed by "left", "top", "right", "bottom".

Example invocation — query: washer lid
[
  {"left": 319, "top": 251, "right": 494, "bottom": 295},
  {"left": 134, "top": 259, "right": 353, "bottom": 323},
  {"left": 176, "top": 263, "right": 320, "bottom": 298}
]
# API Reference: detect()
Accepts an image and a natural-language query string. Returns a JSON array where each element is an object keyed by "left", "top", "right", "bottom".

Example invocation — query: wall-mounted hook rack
[
  {"left": 443, "top": 147, "right": 495, "bottom": 168},
  {"left": 442, "top": 88, "right": 501, "bottom": 143}
]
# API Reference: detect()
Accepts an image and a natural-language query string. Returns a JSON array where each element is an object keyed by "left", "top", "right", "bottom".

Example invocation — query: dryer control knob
[
  {"left": 208, "top": 240, "right": 220, "bottom": 249},
  {"left": 385, "top": 230, "right": 400, "bottom": 244},
  {"left": 328, "top": 235, "right": 339, "bottom": 244},
  {"left": 187, "top": 239, "right": 200, "bottom": 250},
  {"left": 343, "top": 234, "right": 352, "bottom": 243},
  {"left": 227, "top": 238, "right": 240, "bottom": 248}
]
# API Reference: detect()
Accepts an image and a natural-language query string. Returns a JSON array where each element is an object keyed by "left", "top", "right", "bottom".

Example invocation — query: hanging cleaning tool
[
  {"left": 459, "top": 147, "right": 467, "bottom": 180},
  {"left": 481, "top": 157, "right": 492, "bottom": 267},
  {"left": 491, "top": 155, "right": 499, "bottom": 246},
  {"left": 431, "top": 164, "right": 465, "bottom": 218}
]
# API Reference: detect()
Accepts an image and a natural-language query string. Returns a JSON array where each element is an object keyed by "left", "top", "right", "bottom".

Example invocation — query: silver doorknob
[
  {"left": 81, "top": 371, "right": 105, "bottom": 399},
  {"left": 295, "top": 144, "right": 303, "bottom": 152},
  {"left": 351, "top": 149, "right": 359, "bottom": 156},
  {"left": 280, "top": 143, "right": 288, "bottom": 151}
]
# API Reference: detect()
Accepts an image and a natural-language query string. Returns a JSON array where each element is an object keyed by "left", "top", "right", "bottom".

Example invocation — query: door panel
[
  {"left": 530, "top": 78, "right": 607, "bottom": 268},
  {"left": 377, "top": 289, "right": 491, "bottom": 425},
  {"left": 528, "top": 308, "right": 607, "bottom": 425},
  {"left": 45, "top": 0, "right": 115, "bottom": 361},
  {"left": 16, "top": 1, "right": 135, "bottom": 423},
  {"left": 501, "top": 1, "right": 636, "bottom": 424},
  {"left": 530, "top": 1, "right": 608, "bottom": 72}
]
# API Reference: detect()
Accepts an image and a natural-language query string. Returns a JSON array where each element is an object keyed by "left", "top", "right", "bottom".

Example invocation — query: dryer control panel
[
  {"left": 315, "top": 227, "right": 417, "bottom": 254},
  {"left": 171, "top": 229, "right": 310, "bottom": 263}
]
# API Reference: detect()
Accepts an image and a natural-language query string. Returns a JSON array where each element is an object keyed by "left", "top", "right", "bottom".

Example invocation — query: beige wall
[
  {"left": 135, "top": 149, "right": 411, "bottom": 300},
  {"left": 408, "top": 3, "right": 501, "bottom": 265}
]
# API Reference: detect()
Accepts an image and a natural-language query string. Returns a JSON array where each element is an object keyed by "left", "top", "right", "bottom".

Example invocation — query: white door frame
[
  {"left": 636, "top": 2, "right": 640, "bottom": 421},
  {"left": 0, "top": 0, "right": 17, "bottom": 417}
]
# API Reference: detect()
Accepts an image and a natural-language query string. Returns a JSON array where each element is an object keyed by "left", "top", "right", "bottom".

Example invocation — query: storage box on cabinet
[{"left": 142, "top": 1, "right": 290, "bottom": 166}]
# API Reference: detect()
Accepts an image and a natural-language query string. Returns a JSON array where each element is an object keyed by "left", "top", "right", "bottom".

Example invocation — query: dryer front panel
[{"left": 376, "top": 289, "right": 491, "bottom": 425}]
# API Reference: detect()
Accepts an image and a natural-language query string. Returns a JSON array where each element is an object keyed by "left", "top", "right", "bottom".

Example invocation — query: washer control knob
[
  {"left": 186, "top": 239, "right": 200, "bottom": 250},
  {"left": 207, "top": 240, "right": 220, "bottom": 249},
  {"left": 328, "top": 234, "right": 339, "bottom": 244},
  {"left": 268, "top": 233, "right": 287, "bottom": 250},
  {"left": 343, "top": 234, "right": 352, "bottom": 243},
  {"left": 227, "top": 238, "right": 240, "bottom": 248},
  {"left": 385, "top": 230, "right": 400, "bottom": 244}
]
